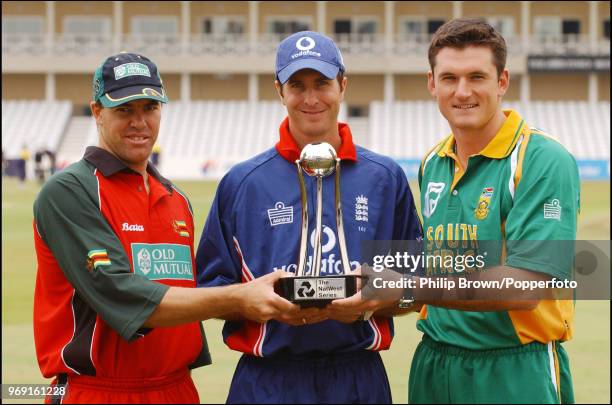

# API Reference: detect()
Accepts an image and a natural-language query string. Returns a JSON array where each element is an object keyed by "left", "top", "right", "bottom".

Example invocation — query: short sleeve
[
  {"left": 34, "top": 170, "right": 168, "bottom": 341},
  {"left": 504, "top": 139, "right": 580, "bottom": 279}
]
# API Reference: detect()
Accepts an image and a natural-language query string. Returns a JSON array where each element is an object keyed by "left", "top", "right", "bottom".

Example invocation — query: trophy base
[{"left": 277, "top": 274, "right": 364, "bottom": 308}]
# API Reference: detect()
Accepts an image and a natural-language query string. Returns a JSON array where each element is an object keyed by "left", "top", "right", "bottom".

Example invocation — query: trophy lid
[{"left": 299, "top": 142, "right": 338, "bottom": 177}]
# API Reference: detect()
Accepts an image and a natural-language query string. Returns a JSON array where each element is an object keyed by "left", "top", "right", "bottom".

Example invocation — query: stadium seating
[
  {"left": 369, "top": 101, "right": 451, "bottom": 159},
  {"left": 504, "top": 101, "right": 610, "bottom": 159},
  {"left": 156, "top": 101, "right": 287, "bottom": 178},
  {"left": 1, "top": 100, "right": 72, "bottom": 158},
  {"left": 2, "top": 100, "right": 608, "bottom": 179},
  {"left": 369, "top": 101, "right": 610, "bottom": 160},
  {"left": 159, "top": 101, "right": 271, "bottom": 160},
  {"left": 57, "top": 116, "right": 97, "bottom": 165}
]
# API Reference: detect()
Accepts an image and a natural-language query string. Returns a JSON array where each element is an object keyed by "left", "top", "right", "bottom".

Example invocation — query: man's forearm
[
  {"left": 143, "top": 284, "right": 244, "bottom": 327},
  {"left": 216, "top": 312, "right": 247, "bottom": 321},
  {"left": 144, "top": 271, "right": 298, "bottom": 327}
]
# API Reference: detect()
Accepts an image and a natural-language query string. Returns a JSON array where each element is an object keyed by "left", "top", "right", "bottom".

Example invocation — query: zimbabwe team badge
[
  {"left": 173, "top": 220, "right": 190, "bottom": 237},
  {"left": 86, "top": 249, "right": 111, "bottom": 272},
  {"left": 474, "top": 187, "right": 494, "bottom": 220}
]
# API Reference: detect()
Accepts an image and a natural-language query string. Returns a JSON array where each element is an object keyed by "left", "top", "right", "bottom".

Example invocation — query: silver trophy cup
[{"left": 277, "top": 142, "right": 363, "bottom": 307}]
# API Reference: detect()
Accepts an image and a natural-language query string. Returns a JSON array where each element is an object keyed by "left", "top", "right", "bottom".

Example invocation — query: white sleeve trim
[
  {"left": 508, "top": 135, "right": 524, "bottom": 200},
  {"left": 422, "top": 148, "right": 438, "bottom": 175}
]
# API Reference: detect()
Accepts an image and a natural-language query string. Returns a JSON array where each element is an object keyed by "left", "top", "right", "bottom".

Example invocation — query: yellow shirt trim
[{"left": 437, "top": 109, "right": 526, "bottom": 159}]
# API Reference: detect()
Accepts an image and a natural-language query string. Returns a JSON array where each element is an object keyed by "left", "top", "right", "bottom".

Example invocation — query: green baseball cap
[{"left": 92, "top": 52, "right": 168, "bottom": 107}]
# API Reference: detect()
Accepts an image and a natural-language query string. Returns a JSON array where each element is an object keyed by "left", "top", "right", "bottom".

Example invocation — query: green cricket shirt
[{"left": 417, "top": 109, "right": 580, "bottom": 350}]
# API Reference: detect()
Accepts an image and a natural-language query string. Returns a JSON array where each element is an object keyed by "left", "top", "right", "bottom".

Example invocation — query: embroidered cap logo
[{"left": 296, "top": 36, "right": 316, "bottom": 51}]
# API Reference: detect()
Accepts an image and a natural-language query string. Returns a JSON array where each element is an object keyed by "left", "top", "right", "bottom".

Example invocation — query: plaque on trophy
[{"left": 277, "top": 142, "right": 364, "bottom": 308}]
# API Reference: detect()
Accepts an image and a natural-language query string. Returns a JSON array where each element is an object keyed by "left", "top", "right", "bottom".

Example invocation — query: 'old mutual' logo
[{"left": 137, "top": 248, "right": 152, "bottom": 275}]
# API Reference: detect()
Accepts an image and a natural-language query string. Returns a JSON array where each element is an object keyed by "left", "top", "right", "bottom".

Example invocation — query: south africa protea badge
[{"left": 474, "top": 187, "right": 494, "bottom": 220}]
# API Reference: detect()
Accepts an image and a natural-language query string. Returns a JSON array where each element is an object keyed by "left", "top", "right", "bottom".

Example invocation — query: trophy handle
[
  {"left": 312, "top": 175, "right": 324, "bottom": 277},
  {"left": 295, "top": 161, "right": 309, "bottom": 277},
  {"left": 335, "top": 158, "right": 351, "bottom": 275}
]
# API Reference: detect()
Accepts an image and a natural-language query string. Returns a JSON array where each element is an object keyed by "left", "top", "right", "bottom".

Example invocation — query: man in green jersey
[
  {"left": 408, "top": 18, "right": 580, "bottom": 404},
  {"left": 322, "top": 17, "right": 579, "bottom": 404}
]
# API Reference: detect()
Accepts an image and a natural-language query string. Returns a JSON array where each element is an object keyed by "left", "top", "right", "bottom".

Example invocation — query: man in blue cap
[{"left": 196, "top": 32, "right": 423, "bottom": 403}]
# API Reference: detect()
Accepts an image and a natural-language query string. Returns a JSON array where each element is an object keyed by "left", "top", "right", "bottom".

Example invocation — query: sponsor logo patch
[
  {"left": 131, "top": 243, "right": 193, "bottom": 281},
  {"left": 268, "top": 202, "right": 294, "bottom": 226},
  {"left": 291, "top": 36, "right": 322, "bottom": 59},
  {"left": 423, "top": 182, "right": 445, "bottom": 218},
  {"left": 310, "top": 225, "right": 336, "bottom": 254},
  {"left": 274, "top": 255, "right": 361, "bottom": 276},
  {"left": 544, "top": 199, "right": 562, "bottom": 220},
  {"left": 122, "top": 222, "right": 144, "bottom": 232},
  {"left": 274, "top": 225, "right": 360, "bottom": 275},
  {"left": 474, "top": 187, "right": 494, "bottom": 220},
  {"left": 114, "top": 62, "right": 151, "bottom": 80},
  {"left": 295, "top": 278, "right": 346, "bottom": 300},
  {"left": 355, "top": 195, "right": 368, "bottom": 222}
]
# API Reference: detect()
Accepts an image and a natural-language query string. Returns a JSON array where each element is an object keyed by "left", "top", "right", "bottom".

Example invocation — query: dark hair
[
  {"left": 335, "top": 72, "right": 345, "bottom": 88},
  {"left": 428, "top": 18, "right": 507, "bottom": 78}
]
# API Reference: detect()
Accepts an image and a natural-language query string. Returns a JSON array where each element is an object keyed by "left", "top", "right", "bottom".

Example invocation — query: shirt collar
[
  {"left": 83, "top": 146, "right": 174, "bottom": 192},
  {"left": 437, "top": 109, "right": 527, "bottom": 159},
  {"left": 275, "top": 117, "right": 358, "bottom": 163}
]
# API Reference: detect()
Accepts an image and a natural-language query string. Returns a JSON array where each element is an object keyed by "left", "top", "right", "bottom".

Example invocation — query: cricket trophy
[{"left": 277, "top": 142, "right": 364, "bottom": 308}]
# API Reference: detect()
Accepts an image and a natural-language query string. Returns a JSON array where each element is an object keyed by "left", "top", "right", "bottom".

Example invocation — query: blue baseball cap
[
  {"left": 275, "top": 31, "right": 345, "bottom": 85},
  {"left": 92, "top": 52, "right": 168, "bottom": 107}
]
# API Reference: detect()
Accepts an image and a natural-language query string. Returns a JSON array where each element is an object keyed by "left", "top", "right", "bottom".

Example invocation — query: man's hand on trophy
[
  {"left": 237, "top": 271, "right": 300, "bottom": 323},
  {"left": 325, "top": 290, "right": 385, "bottom": 323},
  {"left": 273, "top": 271, "right": 330, "bottom": 326},
  {"left": 313, "top": 266, "right": 366, "bottom": 323},
  {"left": 322, "top": 289, "right": 369, "bottom": 323},
  {"left": 326, "top": 264, "right": 405, "bottom": 321},
  {"left": 275, "top": 306, "right": 329, "bottom": 326}
]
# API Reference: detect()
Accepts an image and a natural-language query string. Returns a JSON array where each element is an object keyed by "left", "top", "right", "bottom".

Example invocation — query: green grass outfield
[{"left": 2, "top": 178, "right": 610, "bottom": 404}]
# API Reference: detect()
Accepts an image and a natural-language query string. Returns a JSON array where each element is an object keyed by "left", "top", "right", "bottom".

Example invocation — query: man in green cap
[{"left": 33, "top": 52, "right": 297, "bottom": 403}]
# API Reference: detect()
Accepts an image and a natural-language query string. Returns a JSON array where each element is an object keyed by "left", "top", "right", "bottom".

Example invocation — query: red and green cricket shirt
[
  {"left": 33, "top": 146, "right": 210, "bottom": 379},
  {"left": 417, "top": 109, "right": 580, "bottom": 350}
]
